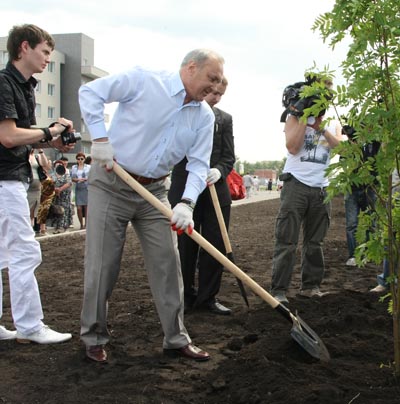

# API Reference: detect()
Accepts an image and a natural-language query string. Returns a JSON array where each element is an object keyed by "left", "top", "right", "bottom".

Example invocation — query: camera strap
[
  {"left": 49, "top": 122, "right": 68, "bottom": 129},
  {"left": 280, "top": 108, "right": 289, "bottom": 123}
]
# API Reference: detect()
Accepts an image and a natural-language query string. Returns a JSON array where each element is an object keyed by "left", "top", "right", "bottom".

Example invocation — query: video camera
[
  {"left": 280, "top": 73, "right": 333, "bottom": 122},
  {"left": 55, "top": 163, "right": 66, "bottom": 175}
]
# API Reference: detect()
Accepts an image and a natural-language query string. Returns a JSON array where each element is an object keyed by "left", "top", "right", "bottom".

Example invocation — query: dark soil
[{"left": 1, "top": 196, "right": 399, "bottom": 404}]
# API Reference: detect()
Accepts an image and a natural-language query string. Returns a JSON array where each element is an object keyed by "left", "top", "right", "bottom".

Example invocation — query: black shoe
[{"left": 207, "top": 300, "right": 232, "bottom": 315}]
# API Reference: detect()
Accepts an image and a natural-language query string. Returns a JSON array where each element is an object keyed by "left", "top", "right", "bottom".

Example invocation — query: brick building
[{"left": 254, "top": 169, "right": 277, "bottom": 182}]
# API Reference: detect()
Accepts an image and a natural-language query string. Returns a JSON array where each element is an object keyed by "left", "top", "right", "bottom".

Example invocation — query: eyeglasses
[{"left": 77, "top": 158, "right": 84, "bottom": 160}]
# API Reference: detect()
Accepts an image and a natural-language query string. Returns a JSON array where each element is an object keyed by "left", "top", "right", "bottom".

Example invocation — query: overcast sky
[{"left": 1, "top": 0, "right": 349, "bottom": 162}]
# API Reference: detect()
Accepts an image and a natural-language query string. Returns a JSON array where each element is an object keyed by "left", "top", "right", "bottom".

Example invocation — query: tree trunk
[{"left": 394, "top": 309, "right": 400, "bottom": 376}]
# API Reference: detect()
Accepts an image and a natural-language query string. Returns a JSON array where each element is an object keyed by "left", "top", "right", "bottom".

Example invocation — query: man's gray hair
[{"left": 181, "top": 49, "right": 224, "bottom": 68}]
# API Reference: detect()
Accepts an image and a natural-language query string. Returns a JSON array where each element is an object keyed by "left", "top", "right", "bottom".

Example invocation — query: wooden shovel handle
[
  {"left": 209, "top": 184, "right": 249, "bottom": 307},
  {"left": 209, "top": 184, "right": 232, "bottom": 254},
  {"left": 113, "top": 163, "right": 279, "bottom": 309}
]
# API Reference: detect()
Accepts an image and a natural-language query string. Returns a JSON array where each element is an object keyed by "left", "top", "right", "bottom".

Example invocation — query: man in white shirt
[
  {"left": 243, "top": 173, "right": 254, "bottom": 198},
  {"left": 79, "top": 49, "right": 224, "bottom": 363}
]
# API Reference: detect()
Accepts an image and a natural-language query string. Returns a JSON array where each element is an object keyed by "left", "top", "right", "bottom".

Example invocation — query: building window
[
  {"left": 0, "top": 51, "right": 8, "bottom": 64},
  {"left": 48, "top": 83, "right": 55, "bottom": 96},
  {"left": 48, "top": 107, "right": 55, "bottom": 119},
  {"left": 35, "top": 103, "right": 41, "bottom": 118},
  {"left": 35, "top": 80, "right": 41, "bottom": 93},
  {"left": 48, "top": 61, "right": 55, "bottom": 73}
]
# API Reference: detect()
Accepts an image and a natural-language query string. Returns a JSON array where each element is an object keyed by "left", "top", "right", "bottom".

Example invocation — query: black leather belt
[{"left": 127, "top": 172, "right": 169, "bottom": 185}]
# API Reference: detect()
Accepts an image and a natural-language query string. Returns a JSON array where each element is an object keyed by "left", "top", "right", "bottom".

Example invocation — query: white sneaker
[
  {"left": 16, "top": 325, "right": 72, "bottom": 344},
  {"left": 299, "top": 287, "right": 329, "bottom": 298},
  {"left": 272, "top": 291, "right": 289, "bottom": 304},
  {"left": 0, "top": 325, "right": 17, "bottom": 340},
  {"left": 370, "top": 284, "right": 388, "bottom": 293},
  {"left": 346, "top": 257, "right": 357, "bottom": 267}
]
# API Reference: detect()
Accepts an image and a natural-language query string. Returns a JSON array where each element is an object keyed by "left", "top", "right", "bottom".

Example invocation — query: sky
[{"left": 1, "top": 0, "right": 349, "bottom": 162}]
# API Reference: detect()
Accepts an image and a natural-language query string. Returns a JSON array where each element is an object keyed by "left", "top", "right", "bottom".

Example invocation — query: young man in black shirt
[{"left": 0, "top": 24, "right": 75, "bottom": 343}]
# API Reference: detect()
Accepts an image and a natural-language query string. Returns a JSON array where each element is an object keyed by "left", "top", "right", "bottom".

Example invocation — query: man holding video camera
[
  {"left": 270, "top": 75, "right": 342, "bottom": 304},
  {"left": 0, "top": 24, "right": 75, "bottom": 344}
]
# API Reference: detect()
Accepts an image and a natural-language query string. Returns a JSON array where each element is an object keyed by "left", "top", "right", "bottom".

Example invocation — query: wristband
[
  {"left": 40, "top": 127, "right": 52, "bottom": 143},
  {"left": 180, "top": 199, "right": 195, "bottom": 210}
]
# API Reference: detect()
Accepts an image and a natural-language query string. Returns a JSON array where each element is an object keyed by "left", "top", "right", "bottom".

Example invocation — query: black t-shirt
[{"left": 0, "top": 62, "right": 37, "bottom": 183}]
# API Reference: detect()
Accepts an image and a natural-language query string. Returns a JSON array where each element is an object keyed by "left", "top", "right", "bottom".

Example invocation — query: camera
[
  {"left": 61, "top": 128, "right": 82, "bottom": 145},
  {"left": 55, "top": 164, "right": 66, "bottom": 175},
  {"left": 281, "top": 81, "right": 305, "bottom": 111},
  {"left": 281, "top": 74, "right": 318, "bottom": 110},
  {"left": 280, "top": 73, "right": 332, "bottom": 122},
  {"left": 342, "top": 125, "right": 356, "bottom": 139}
]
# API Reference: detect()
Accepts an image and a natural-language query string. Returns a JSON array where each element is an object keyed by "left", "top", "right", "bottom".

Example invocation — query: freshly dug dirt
[{"left": 1, "top": 196, "right": 399, "bottom": 404}]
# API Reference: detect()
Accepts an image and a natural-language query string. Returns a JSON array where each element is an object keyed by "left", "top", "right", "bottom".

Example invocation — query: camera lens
[{"left": 55, "top": 164, "right": 66, "bottom": 175}]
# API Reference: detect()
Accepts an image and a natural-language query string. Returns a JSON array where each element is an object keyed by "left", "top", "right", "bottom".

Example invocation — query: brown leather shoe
[
  {"left": 164, "top": 343, "right": 210, "bottom": 361},
  {"left": 86, "top": 345, "right": 107, "bottom": 363}
]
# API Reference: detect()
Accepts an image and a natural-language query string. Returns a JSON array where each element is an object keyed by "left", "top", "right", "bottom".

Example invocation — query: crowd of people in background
[
  {"left": 27, "top": 153, "right": 91, "bottom": 235},
  {"left": 29, "top": 154, "right": 278, "bottom": 234}
]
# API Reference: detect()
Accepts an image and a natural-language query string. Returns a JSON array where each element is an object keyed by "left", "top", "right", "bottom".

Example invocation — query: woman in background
[
  {"left": 50, "top": 160, "right": 73, "bottom": 233},
  {"left": 71, "top": 152, "right": 90, "bottom": 229},
  {"left": 37, "top": 160, "right": 55, "bottom": 236},
  {"left": 27, "top": 149, "right": 48, "bottom": 231}
]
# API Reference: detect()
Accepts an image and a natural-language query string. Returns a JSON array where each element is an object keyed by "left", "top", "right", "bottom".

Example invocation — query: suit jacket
[{"left": 168, "top": 107, "right": 235, "bottom": 208}]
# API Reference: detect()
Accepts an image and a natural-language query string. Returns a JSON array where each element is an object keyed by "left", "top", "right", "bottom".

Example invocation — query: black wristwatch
[{"left": 180, "top": 198, "right": 196, "bottom": 210}]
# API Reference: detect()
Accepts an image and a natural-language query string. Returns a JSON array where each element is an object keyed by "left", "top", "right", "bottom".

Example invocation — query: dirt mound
[{"left": 1, "top": 196, "right": 399, "bottom": 404}]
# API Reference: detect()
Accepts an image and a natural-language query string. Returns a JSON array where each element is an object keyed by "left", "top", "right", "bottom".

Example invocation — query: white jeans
[{"left": 0, "top": 181, "right": 44, "bottom": 334}]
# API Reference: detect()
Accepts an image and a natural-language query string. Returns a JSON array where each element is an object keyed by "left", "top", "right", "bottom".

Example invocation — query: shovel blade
[
  {"left": 275, "top": 304, "right": 330, "bottom": 361},
  {"left": 290, "top": 311, "right": 330, "bottom": 362}
]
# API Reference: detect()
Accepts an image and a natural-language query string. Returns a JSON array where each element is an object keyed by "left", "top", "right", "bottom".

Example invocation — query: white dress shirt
[{"left": 79, "top": 67, "right": 215, "bottom": 202}]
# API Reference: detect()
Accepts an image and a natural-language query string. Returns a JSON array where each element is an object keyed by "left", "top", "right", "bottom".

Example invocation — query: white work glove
[
  {"left": 171, "top": 202, "right": 194, "bottom": 235},
  {"left": 91, "top": 141, "right": 114, "bottom": 170},
  {"left": 206, "top": 168, "right": 222, "bottom": 185}
]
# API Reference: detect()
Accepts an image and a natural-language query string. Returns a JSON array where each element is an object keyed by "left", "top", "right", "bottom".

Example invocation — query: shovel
[
  {"left": 113, "top": 163, "right": 330, "bottom": 362},
  {"left": 209, "top": 184, "right": 249, "bottom": 307}
]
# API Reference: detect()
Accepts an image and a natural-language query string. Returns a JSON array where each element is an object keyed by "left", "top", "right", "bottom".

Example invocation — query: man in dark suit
[{"left": 168, "top": 77, "right": 235, "bottom": 315}]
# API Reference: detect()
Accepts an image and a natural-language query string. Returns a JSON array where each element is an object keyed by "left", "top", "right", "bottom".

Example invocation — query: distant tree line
[{"left": 234, "top": 158, "right": 286, "bottom": 176}]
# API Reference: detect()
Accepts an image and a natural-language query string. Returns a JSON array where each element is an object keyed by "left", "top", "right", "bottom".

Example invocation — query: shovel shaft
[
  {"left": 113, "top": 163, "right": 279, "bottom": 309},
  {"left": 209, "top": 184, "right": 249, "bottom": 307},
  {"left": 209, "top": 184, "right": 232, "bottom": 253}
]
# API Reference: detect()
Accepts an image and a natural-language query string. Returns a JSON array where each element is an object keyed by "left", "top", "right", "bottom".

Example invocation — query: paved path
[
  {"left": 232, "top": 190, "right": 280, "bottom": 206},
  {"left": 36, "top": 190, "right": 280, "bottom": 240}
]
